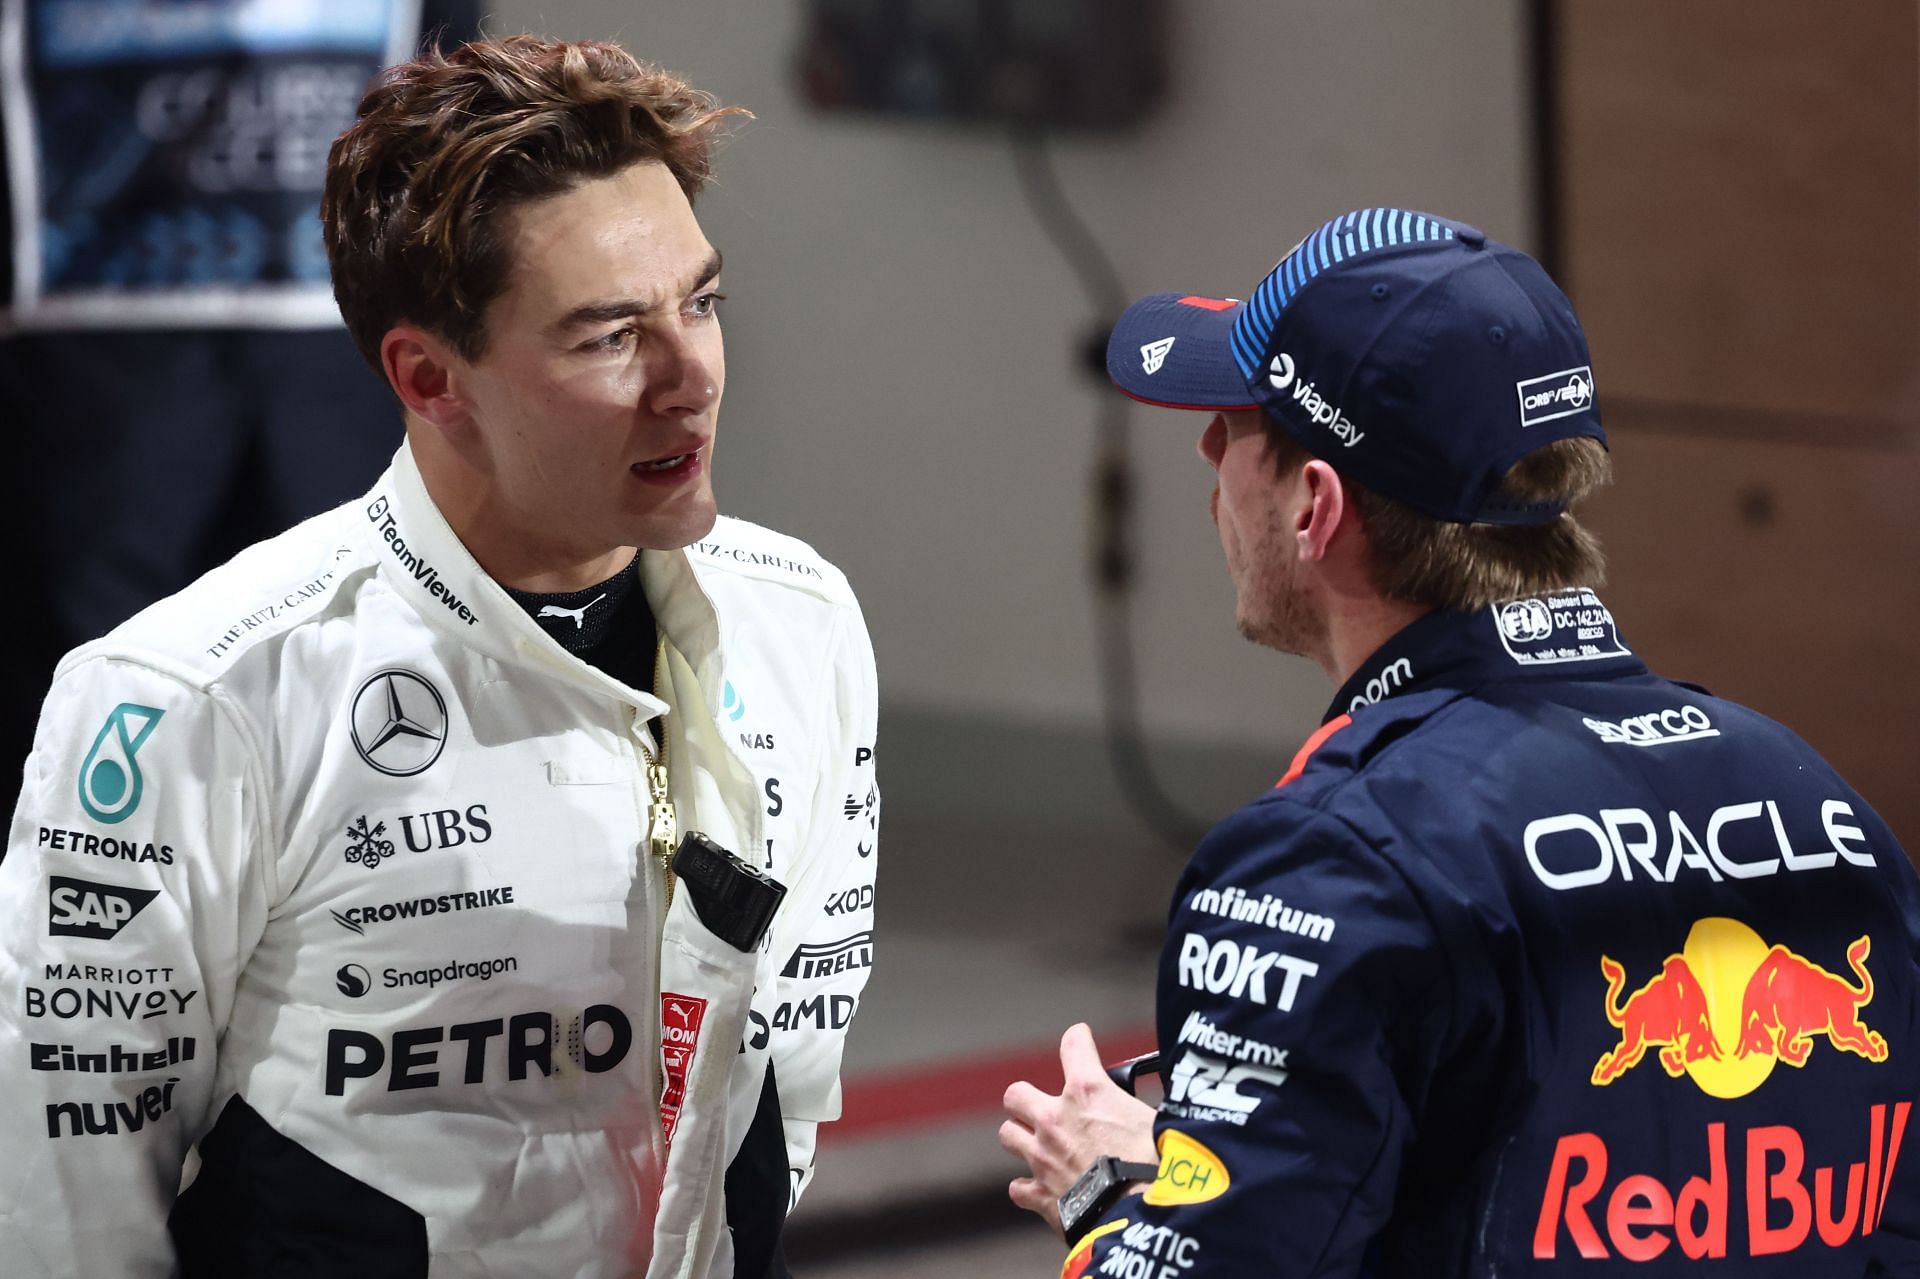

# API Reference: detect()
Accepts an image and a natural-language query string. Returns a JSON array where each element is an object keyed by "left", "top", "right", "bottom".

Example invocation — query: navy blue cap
[{"left": 1106, "top": 209, "right": 1605, "bottom": 526}]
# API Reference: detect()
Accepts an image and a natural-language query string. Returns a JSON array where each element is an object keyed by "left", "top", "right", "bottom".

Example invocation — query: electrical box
[{"left": 796, "top": 0, "right": 1167, "bottom": 131}]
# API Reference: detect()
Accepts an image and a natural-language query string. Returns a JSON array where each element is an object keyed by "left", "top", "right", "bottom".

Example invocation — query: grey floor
[{"left": 786, "top": 811, "right": 1186, "bottom": 1275}]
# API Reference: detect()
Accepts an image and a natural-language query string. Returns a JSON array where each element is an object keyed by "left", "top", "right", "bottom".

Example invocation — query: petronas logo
[{"left": 77, "top": 704, "right": 165, "bottom": 824}]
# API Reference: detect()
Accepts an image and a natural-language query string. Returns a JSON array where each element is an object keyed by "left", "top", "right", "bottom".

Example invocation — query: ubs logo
[{"left": 350, "top": 670, "right": 447, "bottom": 777}]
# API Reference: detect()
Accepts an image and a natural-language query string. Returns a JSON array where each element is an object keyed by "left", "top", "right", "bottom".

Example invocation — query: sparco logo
[
  {"left": 1583, "top": 706, "right": 1719, "bottom": 748},
  {"left": 349, "top": 670, "right": 448, "bottom": 777},
  {"left": 49, "top": 877, "right": 159, "bottom": 940},
  {"left": 332, "top": 886, "right": 515, "bottom": 935},
  {"left": 1268, "top": 352, "right": 1364, "bottom": 448},
  {"left": 1516, "top": 364, "right": 1595, "bottom": 428}
]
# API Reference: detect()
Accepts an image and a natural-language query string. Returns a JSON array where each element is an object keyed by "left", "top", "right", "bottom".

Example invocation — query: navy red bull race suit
[{"left": 1068, "top": 588, "right": 1920, "bottom": 1278}]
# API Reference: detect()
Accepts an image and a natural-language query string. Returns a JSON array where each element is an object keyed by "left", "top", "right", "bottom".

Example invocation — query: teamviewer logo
[{"left": 1516, "top": 366, "right": 1595, "bottom": 428}]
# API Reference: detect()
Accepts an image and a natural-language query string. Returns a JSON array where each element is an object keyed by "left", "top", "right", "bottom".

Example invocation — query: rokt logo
[
  {"left": 349, "top": 670, "right": 447, "bottom": 777},
  {"left": 77, "top": 704, "right": 164, "bottom": 824},
  {"left": 1591, "top": 917, "right": 1886, "bottom": 1098}
]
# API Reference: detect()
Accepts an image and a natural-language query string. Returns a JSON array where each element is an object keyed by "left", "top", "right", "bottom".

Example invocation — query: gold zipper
[{"left": 641, "top": 637, "right": 677, "bottom": 907}]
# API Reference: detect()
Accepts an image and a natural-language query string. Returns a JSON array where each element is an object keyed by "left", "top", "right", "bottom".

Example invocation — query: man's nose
[
  {"left": 1198, "top": 415, "right": 1227, "bottom": 470},
  {"left": 644, "top": 335, "right": 718, "bottom": 417}
]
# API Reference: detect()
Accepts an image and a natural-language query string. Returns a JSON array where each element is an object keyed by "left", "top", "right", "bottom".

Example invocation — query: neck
[
  {"left": 408, "top": 421, "right": 636, "bottom": 593},
  {"left": 1316, "top": 592, "right": 1432, "bottom": 690}
]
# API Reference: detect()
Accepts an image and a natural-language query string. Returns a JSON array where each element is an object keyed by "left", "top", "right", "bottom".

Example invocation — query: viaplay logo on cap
[
  {"left": 1268, "top": 352, "right": 1364, "bottom": 449},
  {"left": 1517, "top": 365, "right": 1595, "bottom": 428}
]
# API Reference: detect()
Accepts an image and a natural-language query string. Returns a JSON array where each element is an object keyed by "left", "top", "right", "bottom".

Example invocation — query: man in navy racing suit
[{"left": 999, "top": 208, "right": 1920, "bottom": 1276}]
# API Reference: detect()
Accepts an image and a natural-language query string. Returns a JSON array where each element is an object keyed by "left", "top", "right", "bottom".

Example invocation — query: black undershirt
[{"left": 501, "top": 557, "right": 656, "bottom": 691}]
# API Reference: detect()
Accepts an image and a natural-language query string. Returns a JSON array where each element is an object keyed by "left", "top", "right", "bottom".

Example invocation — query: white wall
[{"left": 494, "top": 0, "right": 1534, "bottom": 751}]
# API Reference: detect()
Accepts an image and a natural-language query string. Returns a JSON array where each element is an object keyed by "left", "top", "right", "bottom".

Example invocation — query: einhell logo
[{"left": 1592, "top": 917, "right": 1886, "bottom": 1099}]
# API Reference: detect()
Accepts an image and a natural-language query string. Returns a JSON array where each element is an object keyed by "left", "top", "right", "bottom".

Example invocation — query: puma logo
[{"left": 537, "top": 594, "right": 607, "bottom": 630}]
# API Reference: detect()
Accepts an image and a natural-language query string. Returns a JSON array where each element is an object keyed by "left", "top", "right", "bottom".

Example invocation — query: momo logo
[
  {"left": 77, "top": 704, "right": 164, "bottom": 825},
  {"left": 1583, "top": 706, "right": 1719, "bottom": 748},
  {"left": 1591, "top": 917, "right": 1887, "bottom": 1099},
  {"left": 1140, "top": 336, "right": 1176, "bottom": 375},
  {"left": 1499, "top": 598, "right": 1554, "bottom": 644},
  {"left": 1517, "top": 364, "right": 1595, "bottom": 428},
  {"left": 49, "top": 877, "right": 159, "bottom": 940},
  {"left": 350, "top": 670, "right": 447, "bottom": 777},
  {"left": 1165, "top": 1050, "right": 1288, "bottom": 1125},
  {"left": 1268, "top": 352, "right": 1363, "bottom": 448},
  {"left": 659, "top": 992, "right": 708, "bottom": 1146}
]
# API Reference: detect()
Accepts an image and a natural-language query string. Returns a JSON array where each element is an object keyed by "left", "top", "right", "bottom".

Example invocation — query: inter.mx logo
[{"left": 49, "top": 877, "right": 159, "bottom": 940}]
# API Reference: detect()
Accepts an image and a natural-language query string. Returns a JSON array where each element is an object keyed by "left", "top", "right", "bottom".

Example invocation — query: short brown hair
[
  {"left": 1264, "top": 426, "right": 1612, "bottom": 611},
  {"left": 322, "top": 36, "right": 748, "bottom": 371}
]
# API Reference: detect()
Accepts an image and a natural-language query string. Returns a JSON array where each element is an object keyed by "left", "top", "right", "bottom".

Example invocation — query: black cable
[{"left": 1009, "top": 131, "right": 1211, "bottom": 852}]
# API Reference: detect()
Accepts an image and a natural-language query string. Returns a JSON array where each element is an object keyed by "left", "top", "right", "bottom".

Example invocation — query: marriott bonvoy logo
[
  {"left": 1516, "top": 365, "right": 1595, "bottom": 428},
  {"left": 1268, "top": 352, "right": 1364, "bottom": 448}
]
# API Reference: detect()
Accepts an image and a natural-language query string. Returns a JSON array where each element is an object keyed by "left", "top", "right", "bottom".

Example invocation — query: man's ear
[
  {"left": 1295, "top": 459, "right": 1351, "bottom": 564},
  {"left": 382, "top": 326, "right": 473, "bottom": 437}
]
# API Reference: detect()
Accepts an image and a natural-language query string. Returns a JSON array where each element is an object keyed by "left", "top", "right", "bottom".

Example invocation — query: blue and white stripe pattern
[{"left": 1229, "top": 209, "right": 1456, "bottom": 379}]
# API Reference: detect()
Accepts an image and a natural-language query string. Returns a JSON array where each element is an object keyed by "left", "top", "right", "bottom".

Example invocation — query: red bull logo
[{"left": 1592, "top": 918, "right": 1886, "bottom": 1098}]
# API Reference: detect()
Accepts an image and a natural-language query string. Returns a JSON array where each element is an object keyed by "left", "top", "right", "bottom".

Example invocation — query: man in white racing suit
[{"left": 0, "top": 35, "right": 879, "bottom": 1279}]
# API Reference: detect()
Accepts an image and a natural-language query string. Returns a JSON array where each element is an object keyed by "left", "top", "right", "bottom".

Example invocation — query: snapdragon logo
[
  {"left": 1516, "top": 365, "right": 1595, "bottom": 428},
  {"left": 1268, "top": 352, "right": 1363, "bottom": 448}
]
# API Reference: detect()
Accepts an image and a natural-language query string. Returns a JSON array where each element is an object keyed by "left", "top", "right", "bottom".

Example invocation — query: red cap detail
[{"left": 1177, "top": 295, "right": 1238, "bottom": 312}]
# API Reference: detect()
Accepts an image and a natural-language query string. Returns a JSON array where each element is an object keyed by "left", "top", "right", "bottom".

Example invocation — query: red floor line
[{"left": 825, "top": 1025, "right": 1159, "bottom": 1143}]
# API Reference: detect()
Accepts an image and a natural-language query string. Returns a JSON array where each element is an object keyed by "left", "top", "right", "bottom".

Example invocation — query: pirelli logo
[{"left": 781, "top": 931, "right": 874, "bottom": 980}]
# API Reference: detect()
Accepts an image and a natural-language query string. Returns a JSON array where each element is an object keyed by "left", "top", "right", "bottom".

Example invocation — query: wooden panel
[
  {"left": 1582, "top": 423, "right": 1920, "bottom": 851},
  {"left": 1558, "top": 2, "right": 1919, "bottom": 432}
]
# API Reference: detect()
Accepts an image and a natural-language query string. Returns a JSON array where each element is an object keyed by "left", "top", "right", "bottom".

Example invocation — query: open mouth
[{"left": 632, "top": 448, "right": 703, "bottom": 479}]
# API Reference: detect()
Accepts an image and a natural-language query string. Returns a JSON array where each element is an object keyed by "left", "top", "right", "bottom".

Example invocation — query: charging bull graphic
[{"left": 1591, "top": 918, "right": 1887, "bottom": 1098}]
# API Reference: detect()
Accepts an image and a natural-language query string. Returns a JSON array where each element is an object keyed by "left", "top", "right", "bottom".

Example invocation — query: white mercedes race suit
[{"left": 0, "top": 442, "right": 880, "bottom": 1278}]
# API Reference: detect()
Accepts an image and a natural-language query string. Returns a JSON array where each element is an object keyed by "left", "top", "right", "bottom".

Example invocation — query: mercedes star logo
[{"left": 350, "top": 669, "right": 448, "bottom": 777}]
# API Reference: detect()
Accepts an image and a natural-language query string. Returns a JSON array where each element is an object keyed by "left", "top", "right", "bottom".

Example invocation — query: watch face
[{"left": 1061, "top": 1160, "right": 1110, "bottom": 1223}]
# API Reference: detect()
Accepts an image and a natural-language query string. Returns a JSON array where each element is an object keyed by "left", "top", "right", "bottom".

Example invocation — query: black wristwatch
[{"left": 1059, "top": 1155, "right": 1159, "bottom": 1246}]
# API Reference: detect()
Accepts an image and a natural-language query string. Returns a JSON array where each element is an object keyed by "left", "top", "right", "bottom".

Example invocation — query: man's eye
[
  {"left": 588, "top": 328, "right": 636, "bottom": 352},
  {"left": 688, "top": 290, "right": 726, "bottom": 319}
]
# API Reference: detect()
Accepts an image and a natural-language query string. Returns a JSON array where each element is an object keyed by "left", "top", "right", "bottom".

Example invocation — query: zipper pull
[{"left": 647, "top": 757, "right": 677, "bottom": 906}]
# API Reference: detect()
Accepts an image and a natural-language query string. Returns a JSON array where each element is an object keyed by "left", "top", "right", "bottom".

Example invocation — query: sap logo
[
  {"left": 1165, "top": 1050, "right": 1288, "bottom": 1125},
  {"left": 1175, "top": 1010, "right": 1290, "bottom": 1068},
  {"left": 781, "top": 931, "right": 874, "bottom": 979},
  {"left": 1347, "top": 656, "right": 1412, "bottom": 712},
  {"left": 1523, "top": 798, "right": 1876, "bottom": 892},
  {"left": 1582, "top": 706, "right": 1718, "bottom": 748},
  {"left": 823, "top": 884, "right": 874, "bottom": 917},
  {"left": 49, "top": 877, "right": 159, "bottom": 940},
  {"left": 325, "top": 1004, "right": 634, "bottom": 1095},
  {"left": 1176, "top": 934, "right": 1318, "bottom": 1011},
  {"left": 45, "top": 1077, "right": 182, "bottom": 1139},
  {"left": 1516, "top": 364, "right": 1595, "bottom": 428},
  {"left": 1269, "top": 352, "right": 1363, "bottom": 448},
  {"left": 769, "top": 993, "right": 857, "bottom": 1032}
]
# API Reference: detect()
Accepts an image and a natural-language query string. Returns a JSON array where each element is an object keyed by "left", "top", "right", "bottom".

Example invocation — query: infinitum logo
[
  {"left": 1516, "top": 365, "right": 1595, "bottom": 428},
  {"left": 1268, "top": 352, "right": 1363, "bottom": 448}
]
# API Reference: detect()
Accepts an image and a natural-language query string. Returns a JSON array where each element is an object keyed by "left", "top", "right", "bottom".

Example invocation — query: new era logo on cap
[
  {"left": 1141, "top": 337, "right": 1176, "bottom": 375},
  {"left": 1516, "top": 366, "right": 1595, "bottom": 428}
]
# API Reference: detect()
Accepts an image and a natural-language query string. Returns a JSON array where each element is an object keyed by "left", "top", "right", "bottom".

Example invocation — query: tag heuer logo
[
  {"left": 350, "top": 670, "right": 448, "bottom": 777},
  {"left": 1140, "top": 336, "right": 1176, "bottom": 375}
]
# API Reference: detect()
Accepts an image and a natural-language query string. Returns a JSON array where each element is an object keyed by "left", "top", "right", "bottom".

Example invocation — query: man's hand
[{"left": 1000, "top": 1023, "right": 1159, "bottom": 1234}]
